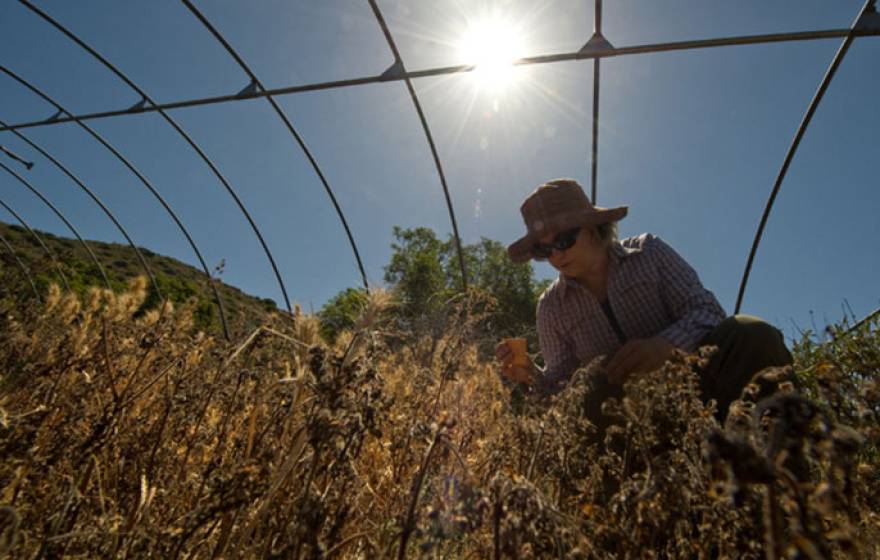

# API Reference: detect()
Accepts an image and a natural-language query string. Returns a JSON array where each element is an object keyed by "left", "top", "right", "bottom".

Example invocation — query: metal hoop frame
[
  {"left": 17, "top": 0, "right": 293, "bottom": 325},
  {"left": 0, "top": 118, "right": 163, "bottom": 299},
  {"left": 0, "top": 65, "right": 231, "bottom": 341},
  {"left": 367, "top": 0, "right": 469, "bottom": 290},
  {"left": 181, "top": 0, "right": 369, "bottom": 291},
  {"left": 0, "top": 195, "right": 70, "bottom": 292},
  {"left": 1, "top": 0, "right": 877, "bottom": 324},
  {"left": 0, "top": 229, "right": 41, "bottom": 301},
  {"left": 0, "top": 159, "right": 111, "bottom": 290},
  {"left": 734, "top": 0, "right": 876, "bottom": 313}
]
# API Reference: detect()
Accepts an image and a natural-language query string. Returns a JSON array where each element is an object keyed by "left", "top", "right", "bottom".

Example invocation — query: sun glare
[{"left": 457, "top": 18, "right": 527, "bottom": 94}]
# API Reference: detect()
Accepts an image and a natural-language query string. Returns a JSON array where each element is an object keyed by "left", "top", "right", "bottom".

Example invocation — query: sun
[{"left": 456, "top": 17, "right": 528, "bottom": 94}]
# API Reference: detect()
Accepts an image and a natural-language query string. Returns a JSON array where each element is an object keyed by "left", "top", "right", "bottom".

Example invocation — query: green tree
[
  {"left": 385, "top": 226, "right": 545, "bottom": 342},
  {"left": 319, "top": 227, "right": 547, "bottom": 346},
  {"left": 462, "top": 237, "right": 545, "bottom": 340},
  {"left": 383, "top": 226, "right": 451, "bottom": 320},
  {"left": 317, "top": 287, "right": 369, "bottom": 343}
]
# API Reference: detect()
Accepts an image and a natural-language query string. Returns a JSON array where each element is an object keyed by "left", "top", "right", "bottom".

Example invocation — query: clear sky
[{"left": 1, "top": 1, "right": 878, "bottom": 340}]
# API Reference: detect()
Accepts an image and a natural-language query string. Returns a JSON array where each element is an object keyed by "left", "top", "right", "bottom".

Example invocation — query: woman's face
[{"left": 539, "top": 227, "right": 605, "bottom": 278}]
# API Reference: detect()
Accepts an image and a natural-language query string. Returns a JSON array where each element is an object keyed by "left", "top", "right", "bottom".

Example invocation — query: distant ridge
[{"left": 0, "top": 220, "right": 281, "bottom": 335}]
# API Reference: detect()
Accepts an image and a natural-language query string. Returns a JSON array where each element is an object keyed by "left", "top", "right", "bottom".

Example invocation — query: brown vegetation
[{"left": 0, "top": 280, "right": 877, "bottom": 558}]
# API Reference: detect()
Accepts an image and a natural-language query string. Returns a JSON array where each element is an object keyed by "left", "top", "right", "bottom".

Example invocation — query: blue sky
[{"left": 1, "top": 1, "right": 877, "bottom": 340}]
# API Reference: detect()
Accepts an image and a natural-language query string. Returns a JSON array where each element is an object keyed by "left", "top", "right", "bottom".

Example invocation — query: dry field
[{"left": 1, "top": 280, "right": 878, "bottom": 558}]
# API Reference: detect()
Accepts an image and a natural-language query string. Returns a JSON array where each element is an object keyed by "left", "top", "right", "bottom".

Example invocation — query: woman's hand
[
  {"left": 606, "top": 336, "right": 675, "bottom": 385},
  {"left": 495, "top": 340, "right": 536, "bottom": 385}
]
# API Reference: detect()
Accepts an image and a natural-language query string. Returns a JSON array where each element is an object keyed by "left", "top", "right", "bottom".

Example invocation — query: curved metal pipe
[
  {"left": 837, "top": 307, "right": 880, "bottom": 340},
  {"left": 181, "top": 0, "right": 369, "bottom": 291},
  {"left": 0, "top": 117, "right": 163, "bottom": 298},
  {"left": 0, "top": 195, "right": 70, "bottom": 292},
  {"left": 734, "top": 0, "right": 873, "bottom": 313},
  {"left": 3, "top": 1, "right": 874, "bottom": 311},
  {"left": 366, "top": 0, "right": 469, "bottom": 290},
  {"left": 1, "top": 65, "right": 231, "bottom": 340},
  {"left": 0, "top": 229, "right": 41, "bottom": 301},
  {"left": 0, "top": 160, "right": 112, "bottom": 291},
  {"left": 18, "top": 0, "right": 293, "bottom": 320}
]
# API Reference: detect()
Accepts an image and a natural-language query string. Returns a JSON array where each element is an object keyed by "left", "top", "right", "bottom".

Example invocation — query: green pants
[
  {"left": 582, "top": 315, "right": 794, "bottom": 433},
  {"left": 698, "top": 314, "right": 793, "bottom": 419}
]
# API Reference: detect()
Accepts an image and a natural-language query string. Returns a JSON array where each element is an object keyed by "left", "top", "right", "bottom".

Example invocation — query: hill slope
[{"left": 0, "top": 220, "right": 281, "bottom": 335}]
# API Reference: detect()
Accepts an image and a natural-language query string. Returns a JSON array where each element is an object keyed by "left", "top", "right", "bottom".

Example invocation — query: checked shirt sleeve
[
  {"left": 652, "top": 237, "right": 726, "bottom": 352},
  {"left": 536, "top": 293, "right": 580, "bottom": 395}
]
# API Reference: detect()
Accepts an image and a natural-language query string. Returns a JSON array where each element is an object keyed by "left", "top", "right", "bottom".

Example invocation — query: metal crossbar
[
  {"left": 0, "top": 118, "right": 163, "bottom": 298},
  {"left": 0, "top": 65, "right": 231, "bottom": 340},
  {"left": 180, "top": 0, "right": 369, "bottom": 291},
  {"left": 0, "top": 160, "right": 111, "bottom": 290},
  {"left": 4, "top": 28, "right": 878, "bottom": 134}
]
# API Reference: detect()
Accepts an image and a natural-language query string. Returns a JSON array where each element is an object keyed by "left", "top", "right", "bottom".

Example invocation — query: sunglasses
[{"left": 531, "top": 227, "right": 581, "bottom": 260}]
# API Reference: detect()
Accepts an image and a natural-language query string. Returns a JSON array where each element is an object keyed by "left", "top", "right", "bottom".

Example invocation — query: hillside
[{"left": 0, "top": 220, "right": 281, "bottom": 336}]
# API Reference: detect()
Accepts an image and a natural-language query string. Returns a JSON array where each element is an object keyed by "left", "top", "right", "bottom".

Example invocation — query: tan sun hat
[{"left": 507, "top": 178, "right": 628, "bottom": 263}]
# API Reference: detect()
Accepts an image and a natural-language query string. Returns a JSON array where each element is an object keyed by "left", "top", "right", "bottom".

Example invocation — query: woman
[{"left": 496, "top": 178, "right": 792, "bottom": 421}]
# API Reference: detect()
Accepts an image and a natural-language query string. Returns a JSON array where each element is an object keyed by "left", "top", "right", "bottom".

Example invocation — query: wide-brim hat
[{"left": 507, "top": 178, "right": 628, "bottom": 263}]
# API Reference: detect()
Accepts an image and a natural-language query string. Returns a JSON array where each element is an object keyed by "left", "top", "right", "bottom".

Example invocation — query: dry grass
[{"left": 0, "top": 280, "right": 877, "bottom": 558}]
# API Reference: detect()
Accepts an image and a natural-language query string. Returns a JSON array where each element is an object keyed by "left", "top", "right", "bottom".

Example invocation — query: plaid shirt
[{"left": 536, "top": 233, "right": 726, "bottom": 392}]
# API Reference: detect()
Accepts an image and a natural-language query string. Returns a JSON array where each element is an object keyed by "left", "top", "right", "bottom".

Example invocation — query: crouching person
[{"left": 494, "top": 178, "right": 793, "bottom": 431}]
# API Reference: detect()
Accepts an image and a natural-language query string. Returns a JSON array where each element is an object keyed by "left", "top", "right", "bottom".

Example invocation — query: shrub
[{"left": 0, "top": 284, "right": 876, "bottom": 558}]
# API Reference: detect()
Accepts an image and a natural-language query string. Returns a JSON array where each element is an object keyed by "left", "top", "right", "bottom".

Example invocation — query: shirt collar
[{"left": 557, "top": 238, "right": 641, "bottom": 298}]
